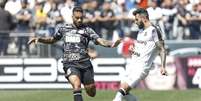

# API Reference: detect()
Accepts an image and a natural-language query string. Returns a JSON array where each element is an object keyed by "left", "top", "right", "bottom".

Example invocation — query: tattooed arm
[
  {"left": 156, "top": 40, "right": 167, "bottom": 76},
  {"left": 96, "top": 38, "right": 121, "bottom": 48},
  {"left": 28, "top": 37, "right": 59, "bottom": 45}
]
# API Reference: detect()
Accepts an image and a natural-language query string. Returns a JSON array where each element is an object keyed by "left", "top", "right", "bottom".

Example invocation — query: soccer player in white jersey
[{"left": 113, "top": 8, "right": 167, "bottom": 101}]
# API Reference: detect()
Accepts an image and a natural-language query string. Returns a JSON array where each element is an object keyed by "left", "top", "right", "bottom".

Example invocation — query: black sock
[
  {"left": 118, "top": 88, "right": 127, "bottom": 96},
  {"left": 73, "top": 90, "right": 83, "bottom": 101}
]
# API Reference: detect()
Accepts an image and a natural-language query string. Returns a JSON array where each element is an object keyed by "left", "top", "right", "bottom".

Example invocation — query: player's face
[
  {"left": 72, "top": 11, "right": 83, "bottom": 27},
  {"left": 134, "top": 14, "right": 144, "bottom": 29}
]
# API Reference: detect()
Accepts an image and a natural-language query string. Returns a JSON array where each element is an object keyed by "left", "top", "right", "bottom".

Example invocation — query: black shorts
[{"left": 63, "top": 61, "right": 94, "bottom": 85}]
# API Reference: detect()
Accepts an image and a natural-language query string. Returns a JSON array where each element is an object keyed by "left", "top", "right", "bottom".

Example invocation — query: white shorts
[{"left": 121, "top": 63, "right": 152, "bottom": 88}]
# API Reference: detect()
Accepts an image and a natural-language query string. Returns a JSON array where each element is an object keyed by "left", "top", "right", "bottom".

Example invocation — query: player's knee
[
  {"left": 71, "top": 79, "right": 81, "bottom": 89},
  {"left": 68, "top": 75, "right": 82, "bottom": 90},
  {"left": 72, "top": 81, "right": 81, "bottom": 90},
  {"left": 84, "top": 84, "right": 96, "bottom": 97},
  {"left": 73, "top": 84, "right": 81, "bottom": 90}
]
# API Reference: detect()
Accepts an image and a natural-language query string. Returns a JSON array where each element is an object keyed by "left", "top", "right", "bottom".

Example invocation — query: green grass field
[{"left": 0, "top": 89, "right": 201, "bottom": 101}]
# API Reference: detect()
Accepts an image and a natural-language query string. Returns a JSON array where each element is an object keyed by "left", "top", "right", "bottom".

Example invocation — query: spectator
[
  {"left": 173, "top": 0, "right": 190, "bottom": 40},
  {"left": 99, "top": 1, "right": 117, "bottom": 40},
  {"left": 83, "top": 0, "right": 101, "bottom": 34},
  {"left": 27, "top": 0, "right": 36, "bottom": 10},
  {"left": 186, "top": 2, "right": 201, "bottom": 39},
  {"left": 0, "top": 0, "right": 16, "bottom": 55},
  {"left": 147, "top": 0, "right": 166, "bottom": 39},
  {"left": 46, "top": 1, "right": 63, "bottom": 36},
  {"left": 77, "top": 0, "right": 86, "bottom": 5},
  {"left": 4, "top": 0, "right": 21, "bottom": 15},
  {"left": 60, "top": 0, "right": 75, "bottom": 24},
  {"left": 136, "top": 0, "right": 148, "bottom": 9},
  {"left": 16, "top": 0, "right": 32, "bottom": 31},
  {"left": 43, "top": 0, "right": 55, "bottom": 14},
  {"left": 110, "top": 0, "right": 130, "bottom": 38},
  {"left": 161, "top": 0, "right": 177, "bottom": 39},
  {"left": 34, "top": 2, "right": 47, "bottom": 30},
  {"left": 15, "top": 0, "right": 32, "bottom": 56},
  {"left": 124, "top": 0, "right": 136, "bottom": 11}
]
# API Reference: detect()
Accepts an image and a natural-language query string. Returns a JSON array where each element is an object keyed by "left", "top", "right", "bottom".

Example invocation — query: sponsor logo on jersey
[
  {"left": 65, "top": 36, "right": 80, "bottom": 43},
  {"left": 64, "top": 53, "right": 81, "bottom": 61},
  {"left": 78, "top": 30, "right": 84, "bottom": 34}
]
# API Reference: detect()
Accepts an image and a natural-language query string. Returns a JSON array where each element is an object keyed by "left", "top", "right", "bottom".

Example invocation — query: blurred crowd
[{"left": 0, "top": 0, "right": 201, "bottom": 57}]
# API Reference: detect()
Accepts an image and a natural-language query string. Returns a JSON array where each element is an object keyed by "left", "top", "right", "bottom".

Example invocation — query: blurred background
[{"left": 0, "top": 0, "right": 201, "bottom": 91}]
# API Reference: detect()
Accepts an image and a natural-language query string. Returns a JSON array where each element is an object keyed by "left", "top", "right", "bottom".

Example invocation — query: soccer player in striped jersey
[{"left": 28, "top": 6, "right": 121, "bottom": 101}]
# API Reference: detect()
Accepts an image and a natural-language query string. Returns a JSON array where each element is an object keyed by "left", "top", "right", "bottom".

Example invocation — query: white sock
[
  {"left": 113, "top": 92, "right": 123, "bottom": 101},
  {"left": 124, "top": 93, "right": 138, "bottom": 101}
]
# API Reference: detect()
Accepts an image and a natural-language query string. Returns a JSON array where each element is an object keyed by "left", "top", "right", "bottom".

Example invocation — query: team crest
[{"left": 78, "top": 30, "right": 84, "bottom": 34}]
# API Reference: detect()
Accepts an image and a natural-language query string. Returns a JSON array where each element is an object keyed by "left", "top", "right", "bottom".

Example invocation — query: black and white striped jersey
[{"left": 53, "top": 23, "right": 100, "bottom": 63}]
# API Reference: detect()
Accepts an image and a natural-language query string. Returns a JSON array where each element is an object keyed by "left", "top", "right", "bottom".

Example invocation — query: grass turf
[{"left": 0, "top": 89, "right": 201, "bottom": 101}]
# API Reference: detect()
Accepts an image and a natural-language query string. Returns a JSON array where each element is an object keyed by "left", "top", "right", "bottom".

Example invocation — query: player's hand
[
  {"left": 160, "top": 67, "right": 167, "bottom": 76},
  {"left": 28, "top": 38, "right": 39, "bottom": 45},
  {"left": 111, "top": 38, "right": 122, "bottom": 48}
]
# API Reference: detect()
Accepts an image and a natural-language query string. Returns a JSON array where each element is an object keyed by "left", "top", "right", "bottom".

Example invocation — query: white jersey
[{"left": 131, "top": 25, "right": 161, "bottom": 69}]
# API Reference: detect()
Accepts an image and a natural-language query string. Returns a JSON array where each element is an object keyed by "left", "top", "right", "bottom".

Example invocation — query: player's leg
[
  {"left": 113, "top": 82, "right": 138, "bottom": 101},
  {"left": 69, "top": 75, "right": 83, "bottom": 101},
  {"left": 113, "top": 80, "right": 140, "bottom": 101},
  {"left": 124, "top": 93, "right": 138, "bottom": 101},
  {"left": 113, "top": 66, "right": 148, "bottom": 101},
  {"left": 113, "top": 64, "right": 135, "bottom": 101},
  {"left": 123, "top": 69, "right": 149, "bottom": 101},
  {"left": 82, "top": 67, "right": 96, "bottom": 97},
  {"left": 64, "top": 67, "right": 83, "bottom": 101},
  {"left": 113, "top": 81, "right": 131, "bottom": 101},
  {"left": 84, "top": 83, "right": 96, "bottom": 97}
]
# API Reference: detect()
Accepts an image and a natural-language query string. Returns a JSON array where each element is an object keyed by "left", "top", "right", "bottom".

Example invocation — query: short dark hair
[
  {"left": 133, "top": 8, "right": 149, "bottom": 19},
  {"left": 73, "top": 6, "right": 83, "bottom": 13}
]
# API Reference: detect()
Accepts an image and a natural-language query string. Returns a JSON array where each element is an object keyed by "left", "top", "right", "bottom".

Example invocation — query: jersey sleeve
[
  {"left": 87, "top": 27, "right": 100, "bottom": 44},
  {"left": 53, "top": 24, "right": 63, "bottom": 40}
]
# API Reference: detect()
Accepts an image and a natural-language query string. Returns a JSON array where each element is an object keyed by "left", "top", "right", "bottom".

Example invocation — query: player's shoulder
[
  {"left": 148, "top": 25, "right": 156, "bottom": 31},
  {"left": 151, "top": 24, "right": 162, "bottom": 32},
  {"left": 145, "top": 25, "right": 156, "bottom": 34},
  {"left": 147, "top": 25, "right": 162, "bottom": 35},
  {"left": 150, "top": 24, "right": 163, "bottom": 40},
  {"left": 82, "top": 24, "right": 94, "bottom": 31},
  {"left": 56, "top": 23, "right": 74, "bottom": 29},
  {"left": 81, "top": 24, "right": 90, "bottom": 29}
]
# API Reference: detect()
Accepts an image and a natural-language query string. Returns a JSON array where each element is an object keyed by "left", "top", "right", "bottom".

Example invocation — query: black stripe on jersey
[{"left": 152, "top": 24, "right": 163, "bottom": 41}]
